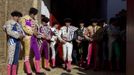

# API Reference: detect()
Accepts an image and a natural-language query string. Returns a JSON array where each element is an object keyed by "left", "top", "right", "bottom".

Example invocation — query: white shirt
[{"left": 59, "top": 26, "right": 78, "bottom": 41}]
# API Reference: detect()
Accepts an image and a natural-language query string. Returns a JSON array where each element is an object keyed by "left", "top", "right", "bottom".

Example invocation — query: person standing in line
[
  {"left": 39, "top": 16, "right": 51, "bottom": 71},
  {"left": 97, "top": 19, "right": 109, "bottom": 70},
  {"left": 85, "top": 19, "right": 101, "bottom": 70},
  {"left": 50, "top": 22, "right": 60, "bottom": 68},
  {"left": 4, "top": 11, "right": 24, "bottom": 75},
  {"left": 73, "top": 20, "right": 87, "bottom": 67},
  {"left": 107, "top": 17, "right": 121, "bottom": 71},
  {"left": 58, "top": 18, "right": 78, "bottom": 72},
  {"left": 20, "top": 8, "right": 45, "bottom": 75}
]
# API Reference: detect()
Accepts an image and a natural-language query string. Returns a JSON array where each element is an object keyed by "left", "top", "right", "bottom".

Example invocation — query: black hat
[
  {"left": 29, "top": 7, "right": 38, "bottom": 15},
  {"left": 41, "top": 15, "right": 46, "bottom": 19},
  {"left": 109, "top": 17, "right": 118, "bottom": 24},
  {"left": 98, "top": 19, "right": 106, "bottom": 23},
  {"left": 42, "top": 16, "right": 49, "bottom": 23},
  {"left": 64, "top": 18, "right": 72, "bottom": 23},
  {"left": 11, "top": 11, "right": 22, "bottom": 17},
  {"left": 90, "top": 18, "right": 98, "bottom": 23},
  {"left": 79, "top": 20, "right": 85, "bottom": 23}
]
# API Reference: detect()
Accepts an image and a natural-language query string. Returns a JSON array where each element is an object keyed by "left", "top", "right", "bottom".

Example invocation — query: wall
[
  {"left": 0, "top": 1, "right": 8, "bottom": 74},
  {"left": 107, "top": 0, "right": 126, "bottom": 20},
  {"left": 127, "top": 0, "right": 134, "bottom": 74},
  {"left": 100, "top": 0, "right": 107, "bottom": 20},
  {"left": 0, "top": 0, "right": 41, "bottom": 74}
]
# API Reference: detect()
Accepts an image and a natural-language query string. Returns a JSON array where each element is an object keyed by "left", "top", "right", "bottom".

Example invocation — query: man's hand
[
  {"left": 89, "top": 37, "right": 93, "bottom": 41},
  {"left": 46, "top": 37, "right": 51, "bottom": 40},
  {"left": 61, "top": 40, "right": 66, "bottom": 44},
  {"left": 76, "top": 40, "right": 81, "bottom": 44},
  {"left": 33, "top": 31, "right": 38, "bottom": 36},
  {"left": 42, "top": 34, "right": 46, "bottom": 39},
  {"left": 54, "top": 38, "right": 57, "bottom": 41},
  {"left": 78, "top": 36, "right": 83, "bottom": 40},
  {"left": 84, "top": 35, "right": 93, "bottom": 41}
]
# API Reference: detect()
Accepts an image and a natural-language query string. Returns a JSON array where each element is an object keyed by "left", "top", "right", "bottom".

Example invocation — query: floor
[{"left": 18, "top": 61, "right": 125, "bottom": 75}]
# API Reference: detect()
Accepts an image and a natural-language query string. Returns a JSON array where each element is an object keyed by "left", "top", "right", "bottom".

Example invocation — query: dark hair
[
  {"left": 52, "top": 22, "right": 59, "bottom": 26},
  {"left": 42, "top": 16, "right": 49, "bottom": 23},
  {"left": 91, "top": 18, "right": 98, "bottom": 23},
  {"left": 79, "top": 20, "right": 85, "bottom": 24},
  {"left": 64, "top": 18, "right": 72, "bottom": 23},
  {"left": 98, "top": 19, "right": 106, "bottom": 23},
  {"left": 11, "top": 11, "right": 22, "bottom": 17},
  {"left": 109, "top": 17, "right": 118, "bottom": 24},
  {"left": 29, "top": 7, "right": 38, "bottom": 15},
  {"left": 98, "top": 19, "right": 106, "bottom": 27},
  {"left": 41, "top": 15, "right": 46, "bottom": 19}
]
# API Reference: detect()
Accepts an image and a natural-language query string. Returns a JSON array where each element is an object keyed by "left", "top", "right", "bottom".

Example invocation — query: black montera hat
[
  {"left": 79, "top": 20, "right": 85, "bottom": 23},
  {"left": 91, "top": 18, "right": 98, "bottom": 23},
  {"left": 64, "top": 18, "right": 72, "bottom": 23},
  {"left": 42, "top": 16, "right": 49, "bottom": 23},
  {"left": 11, "top": 11, "right": 22, "bottom": 17}
]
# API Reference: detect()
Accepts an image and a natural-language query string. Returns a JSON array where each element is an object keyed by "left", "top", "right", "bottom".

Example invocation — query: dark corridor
[{"left": 51, "top": 0, "right": 101, "bottom": 26}]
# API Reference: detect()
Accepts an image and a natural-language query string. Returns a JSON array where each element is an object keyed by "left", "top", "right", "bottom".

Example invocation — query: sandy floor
[{"left": 17, "top": 60, "right": 125, "bottom": 75}]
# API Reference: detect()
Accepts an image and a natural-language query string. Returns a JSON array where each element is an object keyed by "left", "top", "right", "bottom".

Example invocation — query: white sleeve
[{"left": 70, "top": 26, "right": 78, "bottom": 32}]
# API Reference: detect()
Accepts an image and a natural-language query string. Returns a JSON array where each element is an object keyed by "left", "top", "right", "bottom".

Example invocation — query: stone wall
[
  {"left": 0, "top": 0, "right": 41, "bottom": 74},
  {"left": 0, "top": 0, "right": 8, "bottom": 74}
]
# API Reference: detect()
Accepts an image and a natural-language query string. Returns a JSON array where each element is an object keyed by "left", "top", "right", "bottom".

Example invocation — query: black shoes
[
  {"left": 45, "top": 68, "right": 51, "bottom": 71},
  {"left": 67, "top": 69, "right": 71, "bottom": 72}
]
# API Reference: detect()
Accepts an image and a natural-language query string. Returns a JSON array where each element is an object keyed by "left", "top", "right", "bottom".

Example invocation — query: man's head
[
  {"left": 29, "top": 7, "right": 38, "bottom": 18},
  {"left": 79, "top": 20, "right": 85, "bottom": 28},
  {"left": 98, "top": 19, "right": 106, "bottom": 27},
  {"left": 11, "top": 11, "right": 22, "bottom": 21},
  {"left": 109, "top": 17, "right": 118, "bottom": 26},
  {"left": 91, "top": 18, "right": 98, "bottom": 26},
  {"left": 41, "top": 16, "right": 49, "bottom": 25},
  {"left": 64, "top": 18, "right": 72, "bottom": 27},
  {"left": 53, "top": 22, "right": 59, "bottom": 29}
]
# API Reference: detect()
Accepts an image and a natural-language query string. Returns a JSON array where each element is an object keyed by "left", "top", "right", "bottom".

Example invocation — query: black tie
[{"left": 67, "top": 27, "right": 68, "bottom": 33}]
